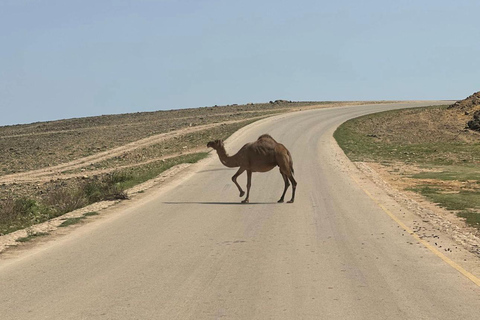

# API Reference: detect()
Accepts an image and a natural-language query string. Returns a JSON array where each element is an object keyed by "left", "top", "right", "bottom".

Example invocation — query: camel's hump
[{"left": 257, "top": 134, "right": 276, "bottom": 141}]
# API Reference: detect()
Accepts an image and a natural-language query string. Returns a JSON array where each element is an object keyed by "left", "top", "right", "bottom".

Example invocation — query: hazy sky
[{"left": 1, "top": 0, "right": 479, "bottom": 126}]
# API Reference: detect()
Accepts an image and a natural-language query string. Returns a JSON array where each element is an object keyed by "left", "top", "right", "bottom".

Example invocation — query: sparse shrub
[
  {"left": 0, "top": 197, "right": 17, "bottom": 222},
  {"left": 0, "top": 197, "right": 53, "bottom": 233},
  {"left": 83, "top": 174, "right": 129, "bottom": 202},
  {"left": 106, "top": 171, "right": 132, "bottom": 184},
  {"left": 83, "top": 180, "right": 104, "bottom": 203},
  {"left": 18, "top": 198, "right": 53, "bottom": 225},
  {"left": 1, "top": 153, "right": 210, "bottom": 235},
  {"left": 45, "top": 187, "right": 88, "bottom": 216}
]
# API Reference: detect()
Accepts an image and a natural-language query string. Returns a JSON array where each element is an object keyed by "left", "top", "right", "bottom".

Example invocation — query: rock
[{"left": 467, "top": 110, "right": 480, "bottom": 131}]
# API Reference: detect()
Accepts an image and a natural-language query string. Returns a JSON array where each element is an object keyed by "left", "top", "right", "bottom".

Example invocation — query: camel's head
[{"left": 207, "top": 139, "right": 224, "bottom": 150}]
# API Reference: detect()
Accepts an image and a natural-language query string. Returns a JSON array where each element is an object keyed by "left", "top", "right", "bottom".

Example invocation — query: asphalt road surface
[{"left": 2, "top": 101, "right": 480, "bottom": 319}]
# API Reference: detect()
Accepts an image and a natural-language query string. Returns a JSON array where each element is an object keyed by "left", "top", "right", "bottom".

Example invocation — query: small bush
[
  {"left": 45, "top": 187, "right": 88, "bottom": 216},
  {"left": 0, "top": 197, "right": 54, "bottom": 234},
  {"left": 106, "top": 171, "right": 133, "bottom": 184},
  {"left": 83, "top": 175, "right": 129, "bottom": 202},
  {"left": 83, "top": 180, "right": 104, "bottom": 203},
  {"left": 14, "top": 198, "right": 53, "bottom": 225}
]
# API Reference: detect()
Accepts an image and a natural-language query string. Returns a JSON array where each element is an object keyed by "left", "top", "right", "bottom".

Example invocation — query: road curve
[{"left": 1, "top": 101, "right": 480, "bottom": 319}]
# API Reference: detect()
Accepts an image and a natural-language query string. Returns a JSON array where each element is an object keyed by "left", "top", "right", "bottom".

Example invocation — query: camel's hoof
[
  {"left": 239, "top": 191, "right": 245, "bottom": 197},
  {"left": 277, "top": 199, "right": 284, "bottom": 203},
  {"left": 287, "top": 200, "right": 294, "bottom": 203},
  {"left": 241, "top": 199, "right": 249, "bottom": 204}
]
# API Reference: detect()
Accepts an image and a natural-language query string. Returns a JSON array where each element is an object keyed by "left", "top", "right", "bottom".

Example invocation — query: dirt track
[{"left": 0, "top": 118, "right": 254, "bottom": 184}]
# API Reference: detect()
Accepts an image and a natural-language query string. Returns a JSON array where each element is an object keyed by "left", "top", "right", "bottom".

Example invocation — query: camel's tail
[{"left": 288, "top": 149, "right": 294, "bottom": 175}]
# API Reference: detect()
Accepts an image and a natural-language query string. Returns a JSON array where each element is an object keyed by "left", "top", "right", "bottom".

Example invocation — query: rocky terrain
[{"left": 448, "top": 90, "right": 480, "bottom": 131}]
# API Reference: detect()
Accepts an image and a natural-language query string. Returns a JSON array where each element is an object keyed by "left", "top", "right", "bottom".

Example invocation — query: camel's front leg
[
  {"left": 242, "top": 170, "right": 252, "bottom": 203},
  {"left": 278, "top": 173, "right": 290, "bottom": 203},
  {"left": 232, "top": 167, "right": 245, "bottom": 197}
]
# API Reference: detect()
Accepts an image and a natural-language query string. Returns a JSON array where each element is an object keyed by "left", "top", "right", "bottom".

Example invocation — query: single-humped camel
[{"left": 207, "top": 134, "right": 297, "bottom": 203}]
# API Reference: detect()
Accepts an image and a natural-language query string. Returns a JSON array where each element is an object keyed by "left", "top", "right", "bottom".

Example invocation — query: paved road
[{"left": 2, "top": 101, "right": 480, "bottom": 319}]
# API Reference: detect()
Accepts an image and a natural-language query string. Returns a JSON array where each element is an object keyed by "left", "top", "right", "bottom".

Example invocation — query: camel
[{"left": 207, "top": 134, "right": 297, "bottom": 203}]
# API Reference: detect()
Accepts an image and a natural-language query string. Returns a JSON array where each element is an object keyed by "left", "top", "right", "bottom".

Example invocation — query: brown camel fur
[{"left": 207, "top": 134, "right": 297, "bottom": 203}]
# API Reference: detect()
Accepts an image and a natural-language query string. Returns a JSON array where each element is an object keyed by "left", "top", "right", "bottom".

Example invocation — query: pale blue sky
[{"left": 1, "top": 0, "right": 479, "bottom": 126}]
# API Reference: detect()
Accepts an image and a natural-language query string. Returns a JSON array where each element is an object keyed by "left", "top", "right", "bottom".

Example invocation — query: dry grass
[
  {"left": 348, "top": 105, "right": 480, "bottom": 144},
  {"left": 335, "top": 105, "right": 480, "bottom": 165}
]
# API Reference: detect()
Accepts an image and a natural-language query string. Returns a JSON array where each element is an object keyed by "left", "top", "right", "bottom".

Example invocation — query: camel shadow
[
  {"left": 163, "top": 201, "right": 278, "bottom": 206},
  {"left": 196, "top": 168, "right": 233, "bottom": 173}
]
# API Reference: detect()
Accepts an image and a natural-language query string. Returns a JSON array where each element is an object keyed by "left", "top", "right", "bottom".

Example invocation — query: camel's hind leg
[
  {"left": 232, "top": 167, "right": 246, "bottom": 197},
  {"left": 287, "top": 175, "right": 297, "bottom": 203},
  {"left": 276, "top": 150, "right": 296, "bottom": 203},
  {"left": 278, "top": 173, "right": 290, "bottom": 203}
]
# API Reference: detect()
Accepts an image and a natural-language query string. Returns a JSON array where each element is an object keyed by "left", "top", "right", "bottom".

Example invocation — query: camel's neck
[{"left": 216, "top": 147, "right": 239, "bottom": 168}]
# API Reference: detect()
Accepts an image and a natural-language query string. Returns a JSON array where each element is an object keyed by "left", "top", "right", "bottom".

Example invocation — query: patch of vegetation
[
  {"left": 16, "top": 231, "right": 49, "bottom": 243},
  {"left": 0, "top": 197, "right": 55, "bottom": 235},
  {"left": 59, "top": 217, "right": 85, "bottom": 228},
  {"left": 334, "top": 105, "right": 480, "bottom": 166},
  {"left": 335, "top": 105, "right": 480, "bottom": 230},
  {"left": 83, "top": 211, "right": 99, "bottom": 217},
  {"left": 410, "top": 166, "right": 480, "bottom": 181},
  {"left": 82, "top": 173, "right": 130, "bottom": 203},
  {"left": 458, "top": 210, "right": 480, "bottom": 228},
  {"left": 59, "top": 211, "right": 99, "bottom": 228},
  {"left": 0, "top": 153, "right": 208, "bottom": 235},
  {"left": 409, "top": 185, "right": 480, "bottom": 211}
]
